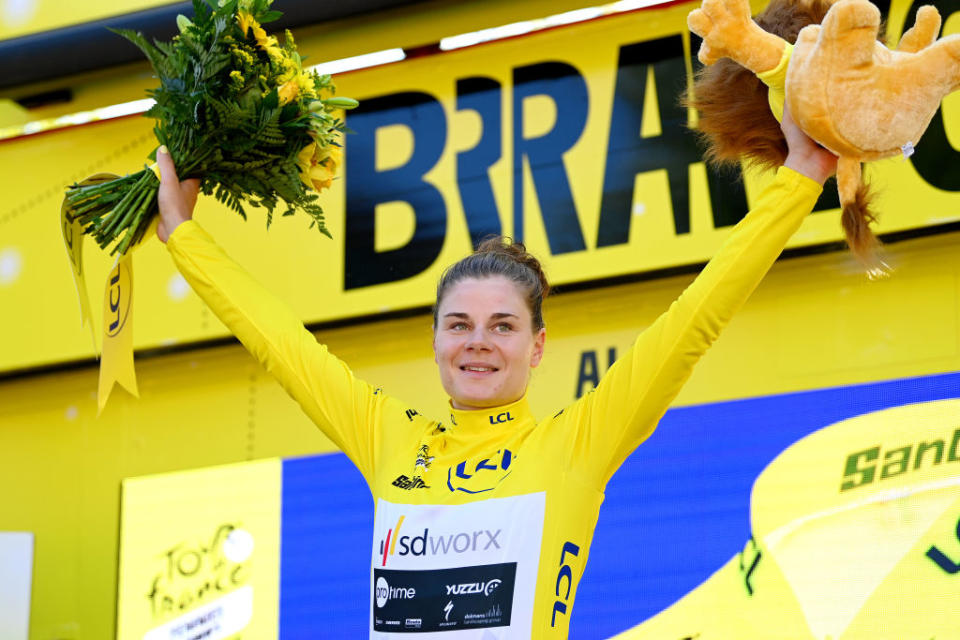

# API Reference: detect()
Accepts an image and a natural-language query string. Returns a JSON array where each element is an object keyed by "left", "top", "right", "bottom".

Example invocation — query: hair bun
[{"left": 474, "top": 236, "right": 550, "bottom": 299}]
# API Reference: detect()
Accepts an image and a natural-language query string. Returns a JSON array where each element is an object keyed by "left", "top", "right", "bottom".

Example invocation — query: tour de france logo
[{"left": 145, "top": 523, "right": 252, "bottom": 620}]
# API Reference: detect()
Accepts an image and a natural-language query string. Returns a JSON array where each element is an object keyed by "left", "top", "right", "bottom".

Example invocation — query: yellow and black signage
[
  {"left": 1, "top": 0, "right": 957, "bottom": 373},
  {"left": 336, "top": 0, "right": 959, "bottom": 291},
  {"left": 617, "top": 399, "right": 960, "bottom": 639},
  {"left": 117, "top": 459, "right": 281, "bottom": 640}
]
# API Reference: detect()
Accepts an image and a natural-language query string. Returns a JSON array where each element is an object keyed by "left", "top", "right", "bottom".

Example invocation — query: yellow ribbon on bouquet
[{"left": 61, "top": 165, "right": 160, "bottom": 414}]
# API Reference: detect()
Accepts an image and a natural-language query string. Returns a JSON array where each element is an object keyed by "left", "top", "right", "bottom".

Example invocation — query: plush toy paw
[
  {"left": 688, "top": 0, "right": 789, "bottom": 73},
  {"left": 823, "top": 0, "right": 881, "bottom": 33},
  {"left": 897, "top": 5, "right": 941, "bottom": 53},
  {"left": 687, "top": 0, "right": 754, "bottom": 65},
  {"left": 819, "top": 0, "right": 882, "bottom": 65}
]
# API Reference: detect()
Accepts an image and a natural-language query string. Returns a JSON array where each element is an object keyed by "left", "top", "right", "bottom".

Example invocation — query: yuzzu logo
[
  {"left": 378, "top": 516, "right": 502, "bottom": 567},
  {"left": 445, "top": 578, "right": 502, "bottom": 596},
  {"left": 447, "top": 448, "right": 514, "bottom": 494}
]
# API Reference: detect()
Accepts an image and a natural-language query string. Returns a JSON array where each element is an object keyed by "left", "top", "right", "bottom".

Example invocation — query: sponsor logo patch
[
  {"left": 372, "top": 564, "right": 515, "bottom": 633},
  {"left": 446, "top": 449, "right": 514, "bottom": 494},
  {"left": 392, "top": 474, "right": 429, "bottom": 490},
  {"left": 377, "top": 517, "right": 501, "bottom": 567}
]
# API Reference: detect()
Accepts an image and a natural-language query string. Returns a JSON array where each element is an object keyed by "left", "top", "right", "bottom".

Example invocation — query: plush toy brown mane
[{"left": 685, "top": 0, "right": 879, "bottom": 262}]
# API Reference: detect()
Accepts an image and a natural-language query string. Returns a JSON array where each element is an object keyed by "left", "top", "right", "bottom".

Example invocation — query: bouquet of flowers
[{"left": 64, "top": 0, "right": 356, "bottom": 255}]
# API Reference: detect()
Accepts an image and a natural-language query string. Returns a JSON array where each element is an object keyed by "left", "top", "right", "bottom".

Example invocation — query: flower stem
[
  {"left": 98, "top": 176, "right": 150, "bottom": 246},
  {"left": 114, "top": 183, "right": 159, "bottom": 254}
]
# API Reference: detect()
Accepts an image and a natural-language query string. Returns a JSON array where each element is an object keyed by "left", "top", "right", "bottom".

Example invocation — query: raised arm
[
  {"left": 156, "top": 147, "right": 390, "bottom": 484},
  {"left": 567, "top": 107, "right": 835, "bottom": 486}
]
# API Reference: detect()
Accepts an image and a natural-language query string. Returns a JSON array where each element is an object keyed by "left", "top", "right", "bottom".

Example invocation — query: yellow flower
[
  {"left": 296, "top": 141, "right": 342, "bottom": 192},
  {"left": 229, "top": 69, "right": 244, "bottom": 90},
  {"left": 237, "top": 11, "right": 256, "bottom": 37},
  {"left": 231, "top": 46, "right": 254, "bottom": 68},
  {"left": 278, "top": 79, "right": 299, "bottom": 105},
  {"left": 328, "top": 144, "right": 343, "bottom": 168},
  {"left": 296, "top": 72, "right": 317, "bottom": 100},
  {"left": 265, "top": 42, "right": 285, "bottom": 64},
  {"left": 296, "top": 142, "right": 318, "bottom": 190},
  {"left": 238, "top": 11, "right": 275, "bottom": 53},
  {"left": 314, "top": 144, "right": 342, "bottom": 190},
  {"left": 275, "top": 55, "right": 298, "bottom": 83},
  {"left": 311, "top": 165, "right": 335, "bottom": 191}
]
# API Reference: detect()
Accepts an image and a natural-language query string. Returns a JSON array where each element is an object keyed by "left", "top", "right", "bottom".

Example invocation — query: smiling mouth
[{"left": 460, "top": 365, "right": 499, "bottom": 373}]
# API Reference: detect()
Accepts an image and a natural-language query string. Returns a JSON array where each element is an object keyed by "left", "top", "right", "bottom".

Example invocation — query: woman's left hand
[
  {"left": 781, "top": 104, "right": 838, "bottom": 186},
  {"left": 156, "top": 145, "right": 200, "bottom": 243}
]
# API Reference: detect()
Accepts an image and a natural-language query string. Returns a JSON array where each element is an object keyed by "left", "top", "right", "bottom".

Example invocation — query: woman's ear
[{"left": 530, "top": 327, "right": 546, "bottom": 368}]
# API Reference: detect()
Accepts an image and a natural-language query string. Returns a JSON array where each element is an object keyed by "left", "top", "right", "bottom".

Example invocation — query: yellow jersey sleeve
[
  {"left": 756, "top": 42, "right": 793, "bottom": 123},
  {"left": 569, "top": 166, "right": 822, "bottom": 485},
  {"left": 166, "top": 221, "right": 385, "bottom": 484}
]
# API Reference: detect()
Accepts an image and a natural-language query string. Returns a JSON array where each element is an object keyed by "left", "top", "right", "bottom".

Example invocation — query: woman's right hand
[{"left": 156, "top": 145, "right": 200, "bottom": 243}]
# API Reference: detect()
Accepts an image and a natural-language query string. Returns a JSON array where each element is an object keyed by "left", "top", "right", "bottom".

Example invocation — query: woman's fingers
[
  {"left": 781, "top": 104, "right": 838, "bottom": 185},
  {"left": 181, "top": 178, "right": 200, "bottom": 212},
  {"left": 780, "top": 103, "right": 802, "bottom": 148},
  {"left": 156, "top": 145, "right": 179, "bottom": 186},
  {"left": 156, "top": 146, "right": 194, "bottom": 243}
]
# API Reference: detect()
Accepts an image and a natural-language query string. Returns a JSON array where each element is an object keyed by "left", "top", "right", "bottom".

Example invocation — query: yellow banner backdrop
[
  {"left": 1, "top": 0, "right": 957, "bottom": 374},
  {"left": 117, "top": 458, "right": 282, "bottom": 640},
  {"left": 0, "top": 0, "right": 176, "bottom": 41}
]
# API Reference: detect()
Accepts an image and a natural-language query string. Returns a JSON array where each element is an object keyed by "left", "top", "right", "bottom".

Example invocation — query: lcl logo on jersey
[
  {"left": 446, "top": 449, "right": 514, "bottom": 494},
  {"left": 489, "top": 412, "right": 513, "bottom": 425}
]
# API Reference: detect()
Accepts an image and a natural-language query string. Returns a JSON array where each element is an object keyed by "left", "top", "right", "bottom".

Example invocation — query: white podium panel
[{"left": 0, "top": 532, "right": 33, "bottom": 640}]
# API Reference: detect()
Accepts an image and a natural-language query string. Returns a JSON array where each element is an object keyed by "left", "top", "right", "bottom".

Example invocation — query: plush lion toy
[{"left": 687, "top": 0, "right": 960, "bottom": 270}]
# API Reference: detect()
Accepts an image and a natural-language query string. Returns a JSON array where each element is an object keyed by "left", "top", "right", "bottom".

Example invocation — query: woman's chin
[
  {"left": 452, "top": 396, "right": 498, "bottom": 411},
  {"left": 451, "top": 388, "right": 521, "bottom": 411}
]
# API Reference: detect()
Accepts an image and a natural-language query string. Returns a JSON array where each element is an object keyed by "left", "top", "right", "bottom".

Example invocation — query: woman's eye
[
  {"left": 450, "top": 322, "right": 468, "bottom": 331},
  {"left": 494, "top": 323, "right": 513, "bottom": 333}
]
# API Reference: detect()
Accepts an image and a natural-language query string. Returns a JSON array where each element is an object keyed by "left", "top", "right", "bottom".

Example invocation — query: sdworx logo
[{"left": 379, "top": 516, "right": 502, "bottom": 566}]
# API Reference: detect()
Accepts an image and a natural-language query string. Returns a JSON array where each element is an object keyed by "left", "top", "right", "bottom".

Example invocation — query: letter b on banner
[{"left": 345, "top": 93, "right": 447, "bottom": 289}]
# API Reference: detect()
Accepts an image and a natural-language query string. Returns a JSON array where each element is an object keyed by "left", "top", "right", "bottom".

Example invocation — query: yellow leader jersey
[{"left": 167, "top": 166, "right": 821, "bottom": 638}]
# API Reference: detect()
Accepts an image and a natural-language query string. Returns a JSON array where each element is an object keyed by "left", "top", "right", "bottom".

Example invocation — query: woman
[{"left": 156, "top": 106, "right": 835, "bottom": 638}]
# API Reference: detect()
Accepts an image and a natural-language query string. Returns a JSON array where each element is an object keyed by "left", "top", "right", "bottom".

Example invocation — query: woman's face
[{"left": 433, "top": 276, "right": 545, "bottom": 411}]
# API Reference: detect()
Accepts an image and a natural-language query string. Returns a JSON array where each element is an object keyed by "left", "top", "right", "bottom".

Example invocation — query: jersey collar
[{"left": 447, "top": 395, "right": 533, "bottom": 433}]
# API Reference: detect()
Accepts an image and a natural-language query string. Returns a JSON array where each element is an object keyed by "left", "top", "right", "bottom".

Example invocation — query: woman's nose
[{"left": 465, "top": 327, "right": 491, "bottom": 350}]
